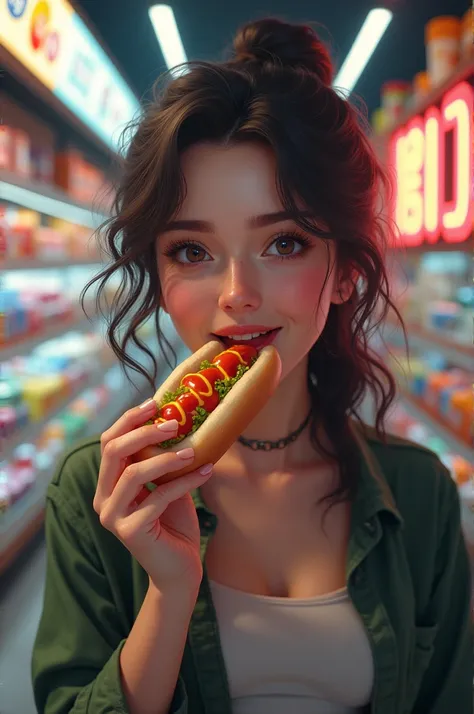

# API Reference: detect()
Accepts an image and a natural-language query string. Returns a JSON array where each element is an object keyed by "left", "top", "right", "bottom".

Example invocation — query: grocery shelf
[
  {"left": 398, "top": 387, "right": 474, "bottom": 465},
  {"left": 0, "top": 169, "right": 108, "bottom": 228},
  {"left": 379, "top": 56, "right": 474, "bottom": 138},
  {"left": 384, "top": 320, "right": 474, "bottom": 372},
  {"left": 1, "top": 359, "right": 114, "bottom": 463},
  {"left": 4, "top": 257, "right": 103, "bottom": 271},
  {"left": 0, "top": 332, "right": 187, "bottom": 574},
  {"left": 1, "top": 312, "right": 96, "bottom": 362},
  {"left": 0, "top": 371, "right": 150, "bottom": 576}
]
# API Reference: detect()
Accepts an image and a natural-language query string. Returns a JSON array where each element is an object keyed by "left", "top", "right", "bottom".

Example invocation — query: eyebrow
[{"left": 163, "top": 210, "right": 313, "bottom": 233}]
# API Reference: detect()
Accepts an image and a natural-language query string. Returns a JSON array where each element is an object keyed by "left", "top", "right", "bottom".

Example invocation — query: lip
[
  {"left": 212, "top": 324, "right": 281, "bottom": 337},
  {"left": 211, "top": 327, "right": 282, "bottom": 352}
]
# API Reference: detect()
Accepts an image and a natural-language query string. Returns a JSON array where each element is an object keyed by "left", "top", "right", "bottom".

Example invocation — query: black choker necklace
[{"left": 238, "top": 411, "right": 312, "bottom": 451}]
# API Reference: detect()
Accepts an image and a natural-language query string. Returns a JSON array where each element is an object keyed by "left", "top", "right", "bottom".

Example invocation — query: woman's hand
[{"left": 93, "top": 399, "right": 213, "bottom": 593}]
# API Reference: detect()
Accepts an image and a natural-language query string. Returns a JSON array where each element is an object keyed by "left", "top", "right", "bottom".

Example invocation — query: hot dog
[{"left": 135, "top": 340, "right": 282, "bottom": 485}]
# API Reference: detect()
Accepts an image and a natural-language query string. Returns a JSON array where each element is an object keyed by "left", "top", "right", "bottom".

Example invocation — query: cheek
[
  {"left": 160, "top": 271, "right": 214, "bottom": 346},
  {"left": 275, "top": 263, "right": 334, "bottom": 325}
]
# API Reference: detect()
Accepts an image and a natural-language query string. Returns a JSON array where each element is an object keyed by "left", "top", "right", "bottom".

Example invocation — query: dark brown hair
[{"left": 83, "top": 17, "right": 403, "bottom": 505}]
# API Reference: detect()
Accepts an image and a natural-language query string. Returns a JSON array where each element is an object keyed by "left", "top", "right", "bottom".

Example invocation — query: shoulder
[
  {"left": 359, "top": 424, "right": 458, "bottom": 524},
  {"left": 47, "top": 435, "right": 102, "bottom": 519}
]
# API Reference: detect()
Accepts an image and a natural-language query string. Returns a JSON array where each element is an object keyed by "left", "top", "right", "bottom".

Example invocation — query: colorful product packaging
[
  {"left": 412, "top": 71, "right": 431, "bottom": 107},
  {"left": 381, "top": 80, "right": 411, "bottom": 127},
  {"left": 12, "top": 129, "right": 32, "bottom": 178},
  {"left": 425, "top": 16, "right": 461, "bottom": 87},
  {"left": 0, "top": 125, "right": 15, "bottom": 171},
  {"left": 461, "top": 8, "right": 473, "bottom": 59}
]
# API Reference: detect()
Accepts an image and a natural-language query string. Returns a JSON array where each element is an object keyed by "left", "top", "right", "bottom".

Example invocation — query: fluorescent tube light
[
  {"left": 0, "top": 181, "right": 107, "bottom": 228},
  {"left": 333, "top": 8, "right": 393, "bottom": 95},
  {"left": 149, "top": 5, "right": 188, "bottom": 77}
]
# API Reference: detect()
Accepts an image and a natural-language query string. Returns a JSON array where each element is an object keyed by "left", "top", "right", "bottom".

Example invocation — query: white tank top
[{"left": 209, "top": 580, "right": 374, "bottom": 714}]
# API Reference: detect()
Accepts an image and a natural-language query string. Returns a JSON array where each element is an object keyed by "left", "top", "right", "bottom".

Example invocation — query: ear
[{"left": 331, "top": 269, "right": 358, "bottom": 305}]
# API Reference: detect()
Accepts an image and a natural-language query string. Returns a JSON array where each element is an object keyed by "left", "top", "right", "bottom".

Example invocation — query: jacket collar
[
  {"left": 349, "top": 420, "right": 403, "bottom": 527},
  {"left": 192, "top": 420, "right": 403, "bottom": 529}
]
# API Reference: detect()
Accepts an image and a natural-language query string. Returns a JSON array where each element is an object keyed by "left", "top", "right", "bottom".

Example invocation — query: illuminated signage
[
  {"left": 389, "top": 79, "right": 473, "bottom": 246},
  {"left": 0, "top": 0, "right": 140, "bottom": 151}
]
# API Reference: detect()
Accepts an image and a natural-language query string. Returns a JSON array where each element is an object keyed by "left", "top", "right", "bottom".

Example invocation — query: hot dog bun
[{"left": 136, "top": 340, "right": 282, "bottom": 484}]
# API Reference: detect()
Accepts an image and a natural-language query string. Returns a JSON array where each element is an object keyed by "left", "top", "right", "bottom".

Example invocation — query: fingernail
[
  {"left": 139, "top": 398, "right": 155, "bottom": 409},
  {"left": 199, "top": 463, "right": 213, "bottom": 476},
  {"left": 157, "top": 419, "right": 178, "bottom": 432},
  {"left": 176, "top": 447, "right": 194, "bottom": 460}
]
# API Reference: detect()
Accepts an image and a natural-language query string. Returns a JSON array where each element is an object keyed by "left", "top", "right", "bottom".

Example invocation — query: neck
[{"left": 226, "top": 357, "right": 324, "bottom": 473}]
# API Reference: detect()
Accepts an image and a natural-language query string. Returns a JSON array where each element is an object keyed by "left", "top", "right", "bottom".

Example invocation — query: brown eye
[
  {"left": 185, "top": 246, "right": 206, "bottom": 262},
  {"left": 275, "top": 237, "right": 296, "bottom": 255}
]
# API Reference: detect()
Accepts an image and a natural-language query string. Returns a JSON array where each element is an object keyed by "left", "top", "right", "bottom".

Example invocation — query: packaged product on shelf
[
  {"left": 21, "top": 374, "right": 67, "bottom": 421},
  {"left": 425, "top": 16, "right": 461, "bottom": 87},
  {"left": 9, "top": 444, "right": 37, "bottom": 499},
  {"left": 30, "top": 145, "right": 55, "bottom": 184},
  {"left": 12, "top": 129, "right": 32, "bottom": 178},
  {"left": 381, "top": 80, "right": 411, "bottom": 127},
  {"left": 0, "top": 125, "right": 15, "bottom": 171},
  {"left": 0, "top": 462, "right": 12, "bottom": 514},
  {"left": 371, "top": 108, "right": 388, "bottom": 136},
  {"left": 448, "top": 389, "right": 474, "bottom": 444},
  {"left": 2, "top": 207, "right": 38, "bottom": 260},
  {"left": 34, "top": 226, "right": 70, "bottom": 260},
  {"left": 461, "top": 8, "right": 473, "bottom": 59},
  {"left": 55, "top": 149, "right": 106, "bottom": 205},
  {"left": 412, "top": 71, "right": 430, "bottom": 108},
  {"left": 0, "top": 290, "right": 29, "bottom": 344}
]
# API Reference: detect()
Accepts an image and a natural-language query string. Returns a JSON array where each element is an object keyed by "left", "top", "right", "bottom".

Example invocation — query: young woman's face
[{"left": 157, "top": 142, "right": 346, "bottom": 381}]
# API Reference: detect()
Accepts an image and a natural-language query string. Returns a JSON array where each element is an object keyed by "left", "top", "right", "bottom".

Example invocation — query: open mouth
[{"left": 213, "top": 328, "right": 282, "bottom": 351}]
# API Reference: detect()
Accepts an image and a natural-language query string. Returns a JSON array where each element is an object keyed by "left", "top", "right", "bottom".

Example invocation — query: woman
[{"left": 32, "top": 18, "right": 472, "bottom": 714}]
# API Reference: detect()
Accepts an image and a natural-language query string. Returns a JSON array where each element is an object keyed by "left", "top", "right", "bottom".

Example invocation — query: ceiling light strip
[{"left": 333, "top": 8, "right": 393, "bottom": 95}]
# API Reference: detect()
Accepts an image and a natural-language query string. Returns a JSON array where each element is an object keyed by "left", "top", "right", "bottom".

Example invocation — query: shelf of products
[
  {"left": 2, "top": 351, "right": 115, "bottom": 462},
  {"left": 386, "top": 318, "right": 474, "bottom": 373},
  {"left": 371, "top": 9, "right": 472, "bottom": 136},
  {"left": 397, "top": 387, "right": 473, "bottom": 465},
  {"left": 378, "top": 243, "right": 473, "bottom": 462},
  {"left": 3, "top": 258, "right": 103, "bottom": 271},
  {"left": 0, "top": 366, "right": 150, "bottom": 575},
  {"left": 1, "top": 199, "right": 104, "bottom": 265},
  {"left": 1, "top": 309, "right": 98, "bottom": 362},
  {"left": 0, "top": 169, "right": 108, "bottom": 229},
  {"left": 0, "top": 310, "right": 188, "bottom": 575},
  {"left": 0, "top": 12, "right": 142, "bottom": 578}
]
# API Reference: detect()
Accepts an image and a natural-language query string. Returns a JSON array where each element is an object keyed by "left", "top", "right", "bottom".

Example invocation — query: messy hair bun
[{"left": 232, "top": 17, "right": 333, "bottom": 86}]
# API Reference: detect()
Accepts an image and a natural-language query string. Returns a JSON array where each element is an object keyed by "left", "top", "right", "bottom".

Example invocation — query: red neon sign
[{"left": 389, "top": 80, "right": 473, "bottom": 246}]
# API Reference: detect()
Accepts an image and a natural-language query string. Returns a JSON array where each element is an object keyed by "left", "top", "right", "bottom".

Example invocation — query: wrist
[{"left": 147, "top": 576, "right": 201, "bottom": 608}]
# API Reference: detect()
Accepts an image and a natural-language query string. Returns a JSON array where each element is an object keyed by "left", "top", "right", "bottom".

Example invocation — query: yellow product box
[{"left": 21, "top": 375, "right": 65, "bottom": 421}]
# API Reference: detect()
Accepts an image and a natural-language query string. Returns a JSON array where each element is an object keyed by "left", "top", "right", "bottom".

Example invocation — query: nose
[{"left": 217, "top": 259, "right": 262, "bottom": 314}]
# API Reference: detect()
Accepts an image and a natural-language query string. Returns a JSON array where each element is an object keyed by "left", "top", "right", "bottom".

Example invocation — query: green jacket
[{"left": 32, "top": 424, "right": 473, "bottom": 714}]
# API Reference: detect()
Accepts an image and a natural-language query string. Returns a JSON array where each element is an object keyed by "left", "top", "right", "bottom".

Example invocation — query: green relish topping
[
  {"left": 214, "top": 363, "right": 250, "bottom": 400},
  {"left": 199, "top": 359, "right": 214, "bottom": 370},
  {"left": 158, "top": 384, "right": 187, "bottom": 408}
]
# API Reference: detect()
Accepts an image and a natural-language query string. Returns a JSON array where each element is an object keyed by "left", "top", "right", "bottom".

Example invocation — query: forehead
[{"left": 177, "top": 142, "right": 283, "bottom": 218}]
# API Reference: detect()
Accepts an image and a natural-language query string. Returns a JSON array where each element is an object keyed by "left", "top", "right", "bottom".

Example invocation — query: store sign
[
  {"left": 389, "top": 79, "right": 473, "bottom": 246},
  {"left": 0, "top": 0, "right": 140, "bottom": 151}
]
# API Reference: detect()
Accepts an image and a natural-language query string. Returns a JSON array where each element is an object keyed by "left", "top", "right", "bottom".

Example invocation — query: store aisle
[{"left": 0, "top": 531, "right": 46, "bottom": 714}]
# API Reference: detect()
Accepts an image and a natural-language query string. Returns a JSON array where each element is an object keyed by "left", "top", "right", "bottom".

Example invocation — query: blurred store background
[{"left": 0, "top": 1, "right": 472, "bottom": 712}]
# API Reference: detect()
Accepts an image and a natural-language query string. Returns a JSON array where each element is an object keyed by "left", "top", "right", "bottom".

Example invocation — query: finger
[
  {"left": 101, "top": 448, "right": 196, "bottom": 520},
  {"left": 127, "top": 465, "right": 214, "bottom": 531},
  {"left": 94, "top": 420, "right": 179, "bottom": 508},
  {"left": 100, "top": 399, "right": 158, "bottom": 455}
]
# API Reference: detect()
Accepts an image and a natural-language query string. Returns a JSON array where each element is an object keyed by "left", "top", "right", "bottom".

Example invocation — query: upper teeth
[{"left": 227, "top": 331, "right": 270, "bottom": 341}]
